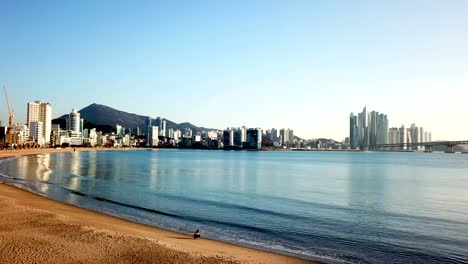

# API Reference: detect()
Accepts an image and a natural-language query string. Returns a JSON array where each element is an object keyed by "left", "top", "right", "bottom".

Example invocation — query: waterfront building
[
  {"left": 83, "top": 128, "right": 89, "bottom": 139},
  {"left": 240, "top": 126, "right": 247, "bottom": 143},
  {"left": 368, "top": 111, "right": 388, "bottom": 148},
  {"left": 280, "top": 128, "right": 290, "bottom": 146},
  {"left": 66, "top": 109, "right": 81, "bottom": 133},
  {"left": 123, "top": 134, "right": 131, "bottom": 147},
  {"left": 234, "top": 129, "right": 242, "bottom": 147},
  {"left": 116, "top": 124, "right": 125, "bottom": 138},
  {"left": 146, "top": 117, "right": 152, "bottom": 146},
  {"left": 288, "top": 130, "right": 294, "bottom": 146},
  {"left": 399, "top": 126, "right": 409, "bottom": 150},
  {"left": 161, "top": 119, "right": 167, "bottom": 137},
  {"left": 246, "top": 128, "right": 262, "bottom": 149},
  {"left": 148, "top": 126, "right": 159, "bottom": 147},
  {"left": 357, "top": 107, "right": 368, "bottom": 149},
  {"left": 65, "top": 109, "right": 84, "bottom": 146},
  {"left": 349, "top": 113, "right": 358, "bottom": 148},
  {"left": 82, "top": 128, "right": 98, "bottom": 147},
  {"left": 155, "top": 117, "right": 161, "bottom": 130},
  {"left": 69, "top": 131, "right": 83, "bottom": 146},
  {"left": 51, "top": 124, "right": 60, "bottom": 133},
  {"left": 222, "top": 128, "right": 235, "bottom": 147},
  {"left": 351, "top": 107, "right": 388, "bottom": 150},
  {"left": 168, "top": 128, "right": 174, "bottom": 139},
  {"left": 265, "top": 129, "right": 271, "bottom": 140},
  {"left": 207, "top": 131, "right": 219, "bottom": 140},
  {"left": 31, "top": 122, "right": 44, "bottom": 144},
  {"left": 388, "top": 127, "right": 399, "bottom": 145},
  {"left": 0, "top": 126, "right": 6, "bottom": 145},
  {"left": 136, "top": 126, "right": 141, "bottom": 136},
  {"left": 270, "top": 128, "right": 278, "bottom": 141},
  {"left": 12, "top": 124, "right": 29, "bottom": 145},
  {"left": 409, "top": 124, "right": 420, "bottom": 151},
  {"left": 406, "top": 124, "right": 432, "bottom": 151},
  {"left": 420, "top": 127, "right": 425, "bottom": 143},
  {"left": 184, "top": 128, "right": 193, "bottom": 138},
  {"left": 174, "top": 130, "right": 181, "bottom": 142},
  {"left": 27, "top": 101, "right": 52, "bottom": 144}
]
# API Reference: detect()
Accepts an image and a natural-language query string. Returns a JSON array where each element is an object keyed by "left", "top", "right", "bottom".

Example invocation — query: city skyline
[{"left": 1, "top": 1, "right": 467, "bottom": 140}]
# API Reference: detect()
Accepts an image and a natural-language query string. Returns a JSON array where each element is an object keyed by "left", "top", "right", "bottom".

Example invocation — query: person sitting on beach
[{"left": 193, "top": 229, "right": 201, "bottom": 239}]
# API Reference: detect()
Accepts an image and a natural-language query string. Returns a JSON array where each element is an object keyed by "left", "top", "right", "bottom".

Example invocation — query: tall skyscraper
[
  {"left": 349, "top": 113, "right": 358, "bottom": 148},
  {"left": 148, "top": 126, "right": 159, "bottom": 147},
  {"left": 388, "top": 127, "right": 399, "bottom": 144},
  {"left": 288, "top": 129, "right": 294, "bottom": 145},
  {"left": 399, "top": 125, "right": 408, "bottom": 150},
  {"left": 161, "top": 119, "right": 167, "bottom": 137},
  {"left": 146, "top": 117, "right": 152, "bottom": 146},
  {"left": 66, "top": 109, "right": 81, "bottom": 133},
  {"left": 406, "top": 124, "right": 432, "bottom": 151},
  {"left": 234, "top": 128, "right": 242, "bottom": 147},
  {"left": 357, "top": 107, "right": 368, "bottom": 149},
  {"left": 350, "top": 107, "right": 389, "bottom": 150},
  {"left": 27, "top": 101, "right": 52, "bottom": 144},
  {"left": 409, "top": 124, "right": 420, "bottom": 150},
  {"left": 279, "top": 128, "right": 290, "bottom": 146}
]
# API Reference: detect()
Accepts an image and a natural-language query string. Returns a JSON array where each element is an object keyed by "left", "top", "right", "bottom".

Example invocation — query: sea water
[{"left": 0, "top": 150, "right": 467, "bottom": 264}]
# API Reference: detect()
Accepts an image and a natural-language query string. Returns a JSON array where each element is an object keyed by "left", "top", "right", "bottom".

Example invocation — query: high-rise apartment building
[
  {"left": 240, "top": 126, "right": 247, "bottom": 143},
  {"left": 350, "top": 107, "right": 388, "bottom": 150},
  {"left": 146, "top": 117, "right": 152, "bottom": 145},
  {"left": 148, "top": 126, "right": 159, "bottom": 147},
  {"left": 222, "top": 128, "right": 235, "bottom": 147},
  {"left": 399, "top": 126, "right": 409, "bottom": 150},
  {"left": 161, "top": 119, "right": 166, "bottom": 137},
  {"left": 270, "top": 128, "right": 278, "bottom": 141},
  {"left": 279, "top": 128, "right": 290, "bottom": 146},
  {"left": 66, "top": 109, "right": 81, "bottom": 133},
  {"left": 29, "top": 121, "right": 45, "bottom": 145},
  {"left": 233, "top": 129, "right": 242, "bottom": 147},
  {"left": 246, "top": 128, "right": 262, "bottom": 149},
  {"left": 116, "top": 124, "right": 125, "bottom": 138},
  {"left": 27, "top": 101, "right": 52, "bottom": 144},
  {"left": 288, "top": 130, "right": 294, "bottom": 145},
  {"left": 388, "top": 127, "right": 399, "bottom": 144},
  {"left": 349, "top": 113, "right": 358, "bottom": 148}
]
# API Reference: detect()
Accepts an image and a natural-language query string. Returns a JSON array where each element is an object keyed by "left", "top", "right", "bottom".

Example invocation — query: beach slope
[{"left": 0, "top": 162, "right": 315, "bottom": 264}]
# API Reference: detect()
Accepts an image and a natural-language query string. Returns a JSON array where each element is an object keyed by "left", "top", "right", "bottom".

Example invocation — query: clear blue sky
[{"left": 1, "top": 0, "right": 467, "bottom": 140}]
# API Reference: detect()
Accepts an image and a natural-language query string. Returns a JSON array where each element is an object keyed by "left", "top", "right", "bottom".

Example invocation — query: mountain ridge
[{"left": 53, "top": 103, "right": 217, "bottom": 134}]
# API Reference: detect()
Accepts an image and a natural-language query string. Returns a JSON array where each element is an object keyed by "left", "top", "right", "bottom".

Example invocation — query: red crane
[{"left": 3, "top": 86, "right": 14, "bottom": 146}]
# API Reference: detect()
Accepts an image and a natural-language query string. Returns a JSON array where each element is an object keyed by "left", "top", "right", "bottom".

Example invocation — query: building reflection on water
[{"left": 347, "top": 163, "right": 389, "bottom": 211}]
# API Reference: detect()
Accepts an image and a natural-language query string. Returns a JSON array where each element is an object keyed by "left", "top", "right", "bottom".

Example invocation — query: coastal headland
[{"left": 0, "top": 148, "right": 316, "bottom": 264}]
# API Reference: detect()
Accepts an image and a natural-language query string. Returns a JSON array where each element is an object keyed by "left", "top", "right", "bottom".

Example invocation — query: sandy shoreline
[{"left": 0, "top": 148, "right": 317, "bottom": 264}]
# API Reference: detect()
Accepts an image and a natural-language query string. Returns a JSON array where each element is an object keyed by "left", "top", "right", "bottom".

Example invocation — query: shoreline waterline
[{"left": 0, "top": 149, "right": 317, "bottom": 264}]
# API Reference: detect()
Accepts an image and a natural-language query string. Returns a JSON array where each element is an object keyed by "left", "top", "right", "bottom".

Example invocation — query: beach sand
[{"left": 0, "top": 149, "right": 316, "bottom": 264}]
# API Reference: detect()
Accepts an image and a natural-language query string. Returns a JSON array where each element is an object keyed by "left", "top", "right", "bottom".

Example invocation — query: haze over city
[{"left": 1, "top": 1, "right": 467, "bottom": 140}]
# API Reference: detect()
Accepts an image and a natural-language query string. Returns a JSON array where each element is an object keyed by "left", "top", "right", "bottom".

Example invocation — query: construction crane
[{"left": 3, "top": 86, "right": 14, "bottom": 146}]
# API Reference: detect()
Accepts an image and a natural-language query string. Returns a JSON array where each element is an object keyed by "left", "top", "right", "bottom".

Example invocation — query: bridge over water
[{"left": 376, "top": 140, "right": 468, "bottom": 152}]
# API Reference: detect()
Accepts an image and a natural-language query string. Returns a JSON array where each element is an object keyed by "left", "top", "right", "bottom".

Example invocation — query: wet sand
[{"left": 0, "top": 148, "right": 316, "bottom": 264}]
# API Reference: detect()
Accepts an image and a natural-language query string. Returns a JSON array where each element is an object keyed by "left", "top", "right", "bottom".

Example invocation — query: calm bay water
[{"left": 0, "top": 150, "right": 467, "bottom": 263}]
